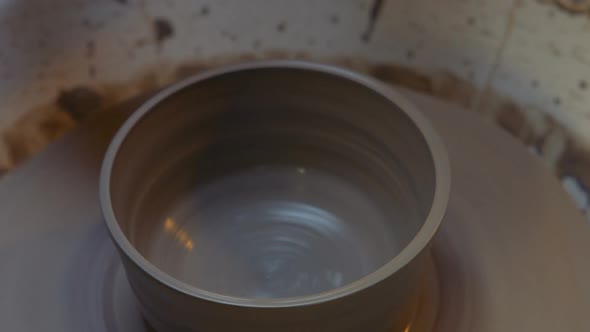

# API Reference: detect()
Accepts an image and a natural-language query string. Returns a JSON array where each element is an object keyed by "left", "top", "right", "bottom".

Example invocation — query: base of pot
[{"left": 134, "top": 253, "right": 441, "bottom": 332}]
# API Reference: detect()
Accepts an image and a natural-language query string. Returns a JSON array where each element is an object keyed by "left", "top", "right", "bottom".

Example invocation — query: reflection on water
[
  {"left": 146, "top": 166, "right": 407, "bottom": 299},
  {"left": 163, "top": 217, "right": 194, "bottom": 251}
]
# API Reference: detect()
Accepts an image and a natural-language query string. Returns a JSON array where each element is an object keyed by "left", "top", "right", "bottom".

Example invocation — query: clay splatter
[
  {"left": 153, "top": 18, "right": 174, "bottom": 44},
  {"left": 56, "top": 86, "right": 103, "bottom": 121}
]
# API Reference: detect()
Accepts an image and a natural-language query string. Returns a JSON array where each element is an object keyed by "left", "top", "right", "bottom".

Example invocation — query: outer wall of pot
[{"left": 119, "top": 247, "right": 429, "bottom": 332}]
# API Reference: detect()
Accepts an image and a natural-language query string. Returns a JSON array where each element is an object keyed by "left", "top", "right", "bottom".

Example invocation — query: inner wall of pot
[{"left": 109, "top": 67, "right": 436, "bottom": 299}]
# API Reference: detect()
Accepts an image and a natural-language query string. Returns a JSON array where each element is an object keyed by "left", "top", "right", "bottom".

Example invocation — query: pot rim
[{"left": 99, "top": 60, "right": 451, "bottom": 308}]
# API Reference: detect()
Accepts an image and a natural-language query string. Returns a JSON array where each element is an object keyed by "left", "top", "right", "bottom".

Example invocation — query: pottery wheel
[{"left": 0, "top": 90, "right": 588, "bottom": 332}]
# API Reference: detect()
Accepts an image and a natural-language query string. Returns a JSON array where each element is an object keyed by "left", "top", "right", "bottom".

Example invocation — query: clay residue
[
  {"left": 0, "top": 83, "right": 131, "bottom": 170},
  {"left": 173, "top": 64, "right": 213, "bottom": 80},
  {"left": 2, "top": 51, "right": 589, "bottom": 209},
  {"left": 558, "top": 140, "right": 590, "bottom": 192},
  {"left": 361, "top": 0, "right": 385, "bottom": 42},
  {"left": 153, "top": 18, "right": 174, "bottom": 45},
  {"left": 368, "top": 64, "right": 434, "bottom": 94},
  {"left": 496, "top": 103, "right": 528, "bottom": 139},
  {"left": 329, "top": 14, "right": 340, "bottom": 25},
  {"left": 540, "top": 0, "right": 590, "bottom": 15},
  {"left": 554, "top": 0, "right": 590, "bottom": 13},
  {"left": 56, "top": 86, "right": 103, "bottom": 121},
  {"left": 199, "top": 5, "right": 210, "bottom": 16},
  {"left": 276, "top": 21, "right": 287, "bottom": 33},
  {"left": 368, "top": 64, "right": 477, "bottom": 109},
  {"left": 86, "top": 40, "right": 95, "bottom": 58},
  {"left": 3, "top": 105, "right": 76, "bottom": 166}
]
